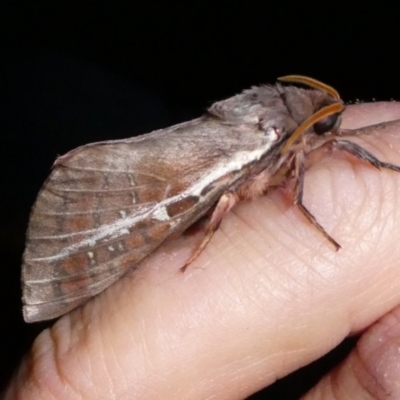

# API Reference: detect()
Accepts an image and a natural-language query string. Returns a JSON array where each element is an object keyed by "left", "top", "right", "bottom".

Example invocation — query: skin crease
[{"left": 5, "top": 102, "right": 400, "bottom": 400}]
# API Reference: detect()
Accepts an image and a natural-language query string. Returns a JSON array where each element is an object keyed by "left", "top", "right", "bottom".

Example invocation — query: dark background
[{"left": 1, "top": 1, "right": 398, "bottom": 398}]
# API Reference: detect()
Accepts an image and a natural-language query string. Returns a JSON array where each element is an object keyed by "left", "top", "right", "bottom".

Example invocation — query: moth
[{"left": 21, "top": 75, "right": 400, "bottom": 322}]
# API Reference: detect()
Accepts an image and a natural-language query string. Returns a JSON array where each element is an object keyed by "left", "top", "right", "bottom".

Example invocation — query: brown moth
[{"left": 21, "top": 75, "right": 400, "bottom": 322}]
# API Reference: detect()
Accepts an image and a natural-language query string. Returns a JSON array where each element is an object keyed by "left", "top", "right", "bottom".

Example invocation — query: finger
[
  {"left": 301, "top": 305, "right": 400, "bottom": 400},
  {"left": 6, "top": 102, "right": 400, "bottom": 400}
]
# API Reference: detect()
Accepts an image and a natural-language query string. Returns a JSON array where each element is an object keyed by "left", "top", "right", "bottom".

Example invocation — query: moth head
[{"left": 278, "top": 75, "right": 345, "bottom": 152}]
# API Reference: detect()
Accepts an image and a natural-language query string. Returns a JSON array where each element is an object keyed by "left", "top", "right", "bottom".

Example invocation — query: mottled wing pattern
[
  {"left": 22, "top": 118, "right": 259, "bottom": 322},
  {"left": 23, "top": 162, "right": 172, "bottom": 321}
]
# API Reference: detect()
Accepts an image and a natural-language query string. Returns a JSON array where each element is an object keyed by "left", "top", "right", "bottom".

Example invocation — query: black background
[{"left": 1, "top": 1, "right": 398, "bottom": 398}]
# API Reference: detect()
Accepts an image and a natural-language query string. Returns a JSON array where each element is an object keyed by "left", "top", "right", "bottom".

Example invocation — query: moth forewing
[
  {"left": 20, "top": 96, "right": 296, "bottom": 323},
  {"left": 23, "top": 76, "right": 398, "bottom": 323}
]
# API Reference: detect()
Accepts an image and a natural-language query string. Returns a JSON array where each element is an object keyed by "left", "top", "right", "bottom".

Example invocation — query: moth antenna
[
  {"left": 278, "top": 75, "right": 340, "bottom": 100},
  {"left": 281, "top": 103, "right": 345, "bottom": 153}
]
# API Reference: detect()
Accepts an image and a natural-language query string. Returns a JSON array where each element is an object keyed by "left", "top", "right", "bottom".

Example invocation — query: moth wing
[{"left": 22, "top": 118, "right": 247, "bottom": 322}]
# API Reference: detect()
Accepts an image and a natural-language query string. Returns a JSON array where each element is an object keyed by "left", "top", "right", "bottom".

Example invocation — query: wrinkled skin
[{"left": 6, "top": 102, "right": 400, "bottom": 400}]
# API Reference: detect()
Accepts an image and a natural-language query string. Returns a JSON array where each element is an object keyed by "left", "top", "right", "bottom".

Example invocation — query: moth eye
[{"left": 313, "top": 113, "right": 342, "bottom": 135}]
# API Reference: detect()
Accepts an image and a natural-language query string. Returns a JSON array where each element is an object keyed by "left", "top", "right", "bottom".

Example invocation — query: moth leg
[
  {"left": 295, "top": 136, "right": 400, "bottom": 248},
  {"left": 181, "top": 192, "right": 237, "bottom": 272},
  {"left": 337, "top": 119, "right": 400, "bottom": 137},
  {"left": 326, "top": 139, "right": 400, "bottom": 172},
  {"left": 293, "top": 151, "right": 341, "bottom": 250}
]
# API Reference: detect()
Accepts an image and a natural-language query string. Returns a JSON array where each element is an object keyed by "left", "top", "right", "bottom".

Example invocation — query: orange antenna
[
  {"left": 278, "top": 75, "right": 340, "bottom": 100},
  {"left": 280, "top": 103, "right": 345, "bottom": 153}
]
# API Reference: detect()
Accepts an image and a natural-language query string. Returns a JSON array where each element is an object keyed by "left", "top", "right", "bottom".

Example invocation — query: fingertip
[{"left": 302, "top": 306, "right": 400, "bottom": 400}]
